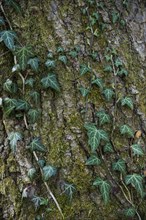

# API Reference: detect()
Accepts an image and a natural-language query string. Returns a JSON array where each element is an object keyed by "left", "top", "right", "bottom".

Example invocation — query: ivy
[
  {"left": 15, "top": 99, "right": 30, "bottom": 111},
  {"left": 0, "top": 30, "right": 17, "bottom": 50},
  {"left": 0, "top": 16, "right": 5, "bottom": 25},
  {"left": 25, "top": 78, "right": 35, "bottom": 88},
  {"left": 91, "top": 77, "right": 104, "bottom": 90},
  {"left": 93, "top": 177, "right": 111, "bottom": 204},
  {"left": 96, "top": 110, "right": 110, "bottom": 125},
  {"left": 124, "top": 208, "right": 136, "bottom": 217},
  {"left": 63, "top": 183, "right": 76, "bottom": 200},
  {"left": 28, "top": 109, "right": 40, "bottom": 123},
  {"left": 3, "top": 79, "right": 17, "bottom": 93},
  {"left": 42, "top": 165, "right": 57, "bottom": 181},
  {"left": 45, "top": 59, "right": 56, "bottom": 68},
  {"left": 125, "top": 174, "right": 144, "bottom": 197},
  {"left": 80, "top": 64, "right": 91, "bottom": 76},
  {"left": 28, "top": 57, "right": 39, "bottom": 72},
  {"left": 30, "top": 91, "right": 40, "bottom": 105},
  {"left": 120, "top": 124, "right": 134, "bottom": 137},
  {"left": 121, "top": 97, "right": 133, "bottom": 110},
  {"left": 58, "top": 55, "right": 67, "bottom": 64},
  {"left": 28, "top": 168, "right": 37, "bottom": 181},
  {"left": 8, "top": 131, "right": 22, "bottom": 152},
  {"left": 112, "top": 159, "right": 126, "bottom": 173},
  {"left": 79, "top": 87, "right": 90, "bottom": 97},
  {"left": 103, "top": 143, "right": 114, "bottom": 153},
  {"left": 27, "top": 137, "right": 46, "bottom": 152},
  {"left": 103, "top": 88, "right": 115, "bottom": 101},
  {"left": 131, "top": 144, "right": 144, "bottom": 156},
  {"left": 85, "top": 155, "right": 101, "bottom": 165},
  {"left": 41, "top": 73, "right": 60, "bottom": 91}
]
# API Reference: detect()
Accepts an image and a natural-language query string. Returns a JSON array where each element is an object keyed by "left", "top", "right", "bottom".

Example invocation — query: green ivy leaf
[
  {"left": 103, "top": 143, "right": 114, "bottom": 153},
  {"left": 3, "top": 79, "right": 17, "bottom": 93},
  {"left": 121, "top": 97, "right": 133, "bottom": 110},
  {"left": 15, "top": 99, "right": 30, "bottom": 111},
  {"left": 56, "top": 46, "right": 64, "bottom": 53},
  {"left": 112, "top": 11, "right": 120, "bottom": 24},
  {"left": 28, "top": 137, "right": 46, "bottom": 152},
  {"left": 114, "top": 58, "right": 123, "bottom": 67},
  {"left": 31, "top": 196, "right": 42, "bottom": 210},
  {"left": 3, "top": 98, "right": 17, "bottom": 116},
  {"left": 28, "top": 168, "right": 37, "bottom": 181},
  {"left": 93, "top": 177, "right": 111, "bottom": 204},
  {"left": 58, "top": 55, "right": 67, "bottom": 64},
  {"left": 63, "top": 183, "right": 76, "bottom": 200},
  {"left": 41, "top": 73, "right": 60, "bottom": 91},
  {"left": 124, "top": 208, "right": 136, "bottom": 217},
  {"left": 42, "top": 165, "right": 57, "bottom": 181},
  {"left": 40, "top": 197, "right": 48, "bottom": 206},
  {"left": 28, "top": 109, "right": 40, "bottom": 123},
  {"left": 28, "top": 57, "right": 39, "bottom": 72},
  {"left": 96, "top": 110, "right": 110, "bottom": 125},
  {"left": 92, "top": 77, "right": 104, "bottom": 90},
  {"left": 25, "top": 78, "right": 35, "bottom": 88},
  {"left": 85, "top": 155, "right": 101, "bottom": 165},
  {"left": 79, "top": 87, "right": 90, "bottom": 97},
  {"left": 15, "top": 46, "right": 34, "bottom": 70},
  {"left": 37, "top": 159, "right": 46, "bottom": 168},
  {"left": 125, "top": 174, "right": 144, "bottom": 197},
  {"left": 5, "top": 0, "right": 22, "bottom": 14},
  {"left": 45, "top": 59, "right": 56, "bottom": 68},
  {"left": 112, "top": 159, "right": 126, "bottom": 173},
  {"left": 105, "top": 55, "right": 112, "bottom": 62},
  {"left": 103, "top": 88, "right": 115, "bottom": 101},
  {"left": 120, "top": 124, "right": 134, "bottom": 137},
  {"left": 8, "top": 132, "right": 22, "bottom": 152},
  {"left": 117, "top": 68, "right": 128, "bottom": 76},
  {"left": 131, "top": 144, "right": 144, "bottom": 156},
  {"left": 0, "top": 17, "right": 5, "bottom": 25},
  {"left": 30, "top": 91, "right": 40, "bottom": 105},
  {"left": 47, "top": 52, "right": 53, "bottom": 58},
  {"left": 80, "top": 64, "right": 91, "bottom": 76},
  {"left": 69, "top": 50, "right": 78, "bottom": 58},
  {"left": 0, "top": 30, "right": 17, "bottom": 50},
  {"left": 104, "top": 65, "right": 113, "bottom": 73}
]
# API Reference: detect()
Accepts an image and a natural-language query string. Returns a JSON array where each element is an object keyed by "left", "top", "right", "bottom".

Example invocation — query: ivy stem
[{"left": 32, "top": 151, "right": 64, "bottom": 219}]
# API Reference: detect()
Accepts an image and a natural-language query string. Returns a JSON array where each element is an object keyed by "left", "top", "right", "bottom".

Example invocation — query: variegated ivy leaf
[
  {"left": 96, "top": 110, "right": 110, "bottom": 125},
  {"left": 69, "top": 50, "right": 78, "bottom": 58},
  {"left": 120, "top": 124, "right": 134, "bottom": 137},
  {"left": 63, "top": 183, "right": 76, "bottom": 200},
  {"left": 85, "top": 155, "right": 101, "bottom": 166},
  {"left": 37, "top": 159, "right": 46, "bottom": 168},
  {"left": 58, "top": 55, "right": 67, "bottom": 64},
  {"left": 15, "top": 46, "right": 34, "bottom": 70},
  {"left": 28, "top": 137, "right": 46, "bottom": 152},
  {"left": 3, "top": 98, "right": 17, "bottom": 116},
  {"left": 93, "top": 177, "right": 111, "bottom": 204},
  {"left": 79, "top": 87, "right": 90, "bottom": 97},
  {"left": 104, "top": 65, "right": 113, "bottom": 73},
  {"left": 0, "top": 30, "right": 17, "bottom": 50},
  {"left": 80, "top": 64, "right": 91, "bottom": 76},
  {"left": 112, "top": 159, "right": 126, "bottom": 173},
  {"left": 92, "top": 77, "right": 104, "bottom": 90},
  {"left": 121, "top": 97, "right": 133, "bottom": 110},
  {"left": 124, "top": 208, "right": 136, "bottom": 217},
  {"left": 131, "top": 144, "right": 144, "bottom": 156},
  {"left": 103, "top": 88, "right": 115, "bottom": 101},
  {"left": 56, "top": 46, "right": 64, "bottom": 53},
  {"left": 42, "top": 165, "right": 57, "bottom": 181},
  {"left": 114, "top": 57, "right": 123, "bottom": 67},
  {"left": 28, "top": 168, "right": 37, "bottom": 181},
  {"left": 25, "top": 78, "right": 35, "bottom": 88},
  {"left": 47, "top": 52, "right": 53, "bottom": 58},
  {"left": 27, "top": 57, "right": 39, "bottom": 72},
  {"left": 103, "top": 143, "right": 114, "bottom": 153},
  {"left": 28, "top": 109, "right": 41, "bottom": 123},
  {"left": 30, "top": 91, "right": 40, "bottom": 105},
  {"left": 125, "top": 174, "right": 144, "bottom": 197},
  {"left": 15, "top": 99, "right": 30, "bottom": 111},
  {"left": 8, "top": 132, "right": 22, "bottom": 152},
  {"left": 41, "top": 73, "right": 60, "bottom": 91},
  {"left": 45, "top": 59, "right": 56, "bottom": 68},
  {"left": 117, "top": 68, "right": 128, "bottom": 76}
]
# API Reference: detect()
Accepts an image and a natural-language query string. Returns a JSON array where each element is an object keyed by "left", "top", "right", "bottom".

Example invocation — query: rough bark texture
[{"left": 0, "top": 0, "right": 146, "bottom": 219}]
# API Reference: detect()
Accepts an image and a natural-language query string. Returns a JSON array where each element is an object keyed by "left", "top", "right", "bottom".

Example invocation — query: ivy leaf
[
  {"left": 28, "top": 137, "right": 46, "bottom": 152},
  {"left": 15, "top": 46, "right": 34, "bottom": 70},
  {"left": 28, "top": 109, "right": 40, "bottom": 123},
  {"left": 121, "top": 97, "right": 133, "bottom": 110},
  {"left": 28, "top": 168, "right": 37, "bottom": 181},
  {"left": 131, "top": 144, "right": 144, "bottom": 156},
  {"left": 30, "top": 91, "right": 40, "bottom": 105},
  {"left": 8, "top": 132, "right": 22, "bottom": 152},
  {"left": 45, "top": 59, "right": 56, "bottom": 68},
  {"left": 41, "top": 73, "right": 60, "bottom": 91},
  {"left": 79, "top": 87, "right": 90, "bottom": 97},
  {"left": 125, "top": 174, "right": 144, "bottom": 197},
  {"left": 69, "top": 50, "right": 78, "bottom": 58},
  {"left": 15, "top": 99, "right": 30, "bottom": 111},
  {"left": 56, "top": 46, "right": 64, "bottom": 53},
  {"left": 25, "top": 78, "right": 35, "bottom": 88},
  {"left": 5, "top": 0, "right": 22, "bottom": 14},
  {"left": 93, "top": 177, "right": 111, "bottom": 204},
  {"left": 40, "top": 197, "right": 48, "bottom": 206},
  {"left": 47, "top": 52, "right": 53, "bottom": 58},
  {"left": 117, "top": 68, "right": 128, "bottom": 76},
  {"left": 37, "top": 159, "right": 46, "bottom": 168},
  {"left": 42, "top": 165, "right": 57, "bottom": 181},
  {"left": 112, "top": 11, "right": 120, "bottom": 24},
  {"left": 0, "top": 17, "right": 5, "bottom": 25},
  {"left": 3, "top": 79, "right": 16, "bottom": 93},
  {"left": 63, "top": 183, "right": 76, "bottom": 200},
  {"left": 0, "top": 30, "right": 17, "bottom": 50},
  {"left": 104, "top": 65, "right": 113, "bottom": 73},
  {"left": 80, "top": 64, "right": 91, "bottom": 76},
  {"left": 112, "top": 159, "right": 126, "bottom": 173},
  {"left": 28, "top": 57, "right": 39, "bottom": 72},
  {"left": 96, "top": 110, "right": 110, "bottom": 125},
  {"left": 3, "top": 98, "right": 17, "bottom": 116},
  {"left": 120, "top": 124, "right": 134, "bottom": 137},
  {"left": 103, "top": 88, "right": 115, "bottom": 101},
  {"left": 58, "top": 55, "right": 67, "bottom": 64},
  {"left": 103, "top": 143, "right": 114, "bottom": 153},
  {"left": 92, "top": 77, "right": 104, "bottom": 90},
  {"left": 124, "top": 208, "right": 136, "bottom": 217},
  {"left": 114, "top": 58, "right": 123, "bottom": 67},
  {"left": 31, "top": 196, "right": 42, "bottom": 210},
  {"left": 85, "top": 155, "right": 101, "bottom": 165}
]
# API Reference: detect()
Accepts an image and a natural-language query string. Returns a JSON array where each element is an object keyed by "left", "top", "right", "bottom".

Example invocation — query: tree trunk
[{"left": 0, "top": 0, "right": 146, "bottom": 219}]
